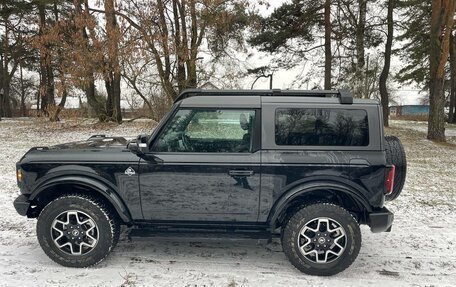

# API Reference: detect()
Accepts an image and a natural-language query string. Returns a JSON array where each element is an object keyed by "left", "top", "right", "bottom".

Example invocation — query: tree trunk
[
  {"left": 36, "top": 90, "right": 40, "bottom": 114},
  {"left": 449, "top": 31, "right": 456, "bottom": 123},
  {"left": 1, "top": 84, "right": 12, "bottom": 117},
  {"left": 105, "top": 79, "right": 113, "bottom": 118},
  {"left": 38, "top": 3, "right": 54, "bottom": 116},
  {"left": 187, "top": 0, "right": 199, "bottom": 89},
  {"left": 428, "top": 78, "right": 446, "bottom": 140},
  {"left": 1, "top": 12, "right": 12, "bottom": 118},
  {"left": 353, "top": 0, "right": 367, "bottom": 98},
  {"left": 50, "top": 1, "right": 64, "bottom": 122},
  {"left": 379, "top": 0, "right": 394, "bottom": 127},
  {"left": 428, "top": 0, "right": 455, "bottom": 141},
  {"left": 86, "top": 75, "right": 106, "bottom": 121},
  {"left": 38, "top": 61, "right": 48, "bottom": 116},
  {"left": 104, "top": 0, "right": 122, "bottom": 123},
  {"left": 172, "top": 0, "right": 186, "bottom": 92},
  {"left": 324, "top": 0, "right": 332, "bottom": 90},
  {"left": 19, "top": 62, "right": 26, "bottom": 117},
  {"left": 113, "top": 73, "right": 121, "bottom": 123},
  {"left": 50, "top": 87, "right": 67, "bottom": 122},
  {"left": 50, "top": 72, "right": 67, "bottom": 122}
]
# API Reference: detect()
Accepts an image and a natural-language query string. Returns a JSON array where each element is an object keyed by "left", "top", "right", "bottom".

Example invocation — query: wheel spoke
[
  {"left": 317, "top": 254, "right": 326, "bottom": 263},
  {"left": 80, "top": 240, "right": 96, "bottom": 249},
  {"left": 86, "top": 225, "right": 96, "bottom": 233},
  {"left": 86, "top": 233, "right": 97, "bottom": 242},
  {"left": 54, "top": 219, "right": 68, "bottom": 226},
  {"left": 53, "top": 229, "right": 64, "bottom": 242},
  {"left": 302, "top": 249, "right": 318, "bottom": 256},
  {"left": 328, "top": 226, "right": 343, "bottom": 234}
]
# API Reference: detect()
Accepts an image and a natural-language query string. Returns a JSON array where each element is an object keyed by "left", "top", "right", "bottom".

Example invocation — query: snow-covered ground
[
  {"left": 0, "top": 118, "right": 455, "bottom": 287},
  {"left": 390, "top": 119, "right": 456, "bottom": 138}
]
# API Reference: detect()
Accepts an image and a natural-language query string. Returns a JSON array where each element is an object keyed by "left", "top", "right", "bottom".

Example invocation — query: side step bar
[{"left": 128, "top": 227, "right": 278, "bottom": 240}]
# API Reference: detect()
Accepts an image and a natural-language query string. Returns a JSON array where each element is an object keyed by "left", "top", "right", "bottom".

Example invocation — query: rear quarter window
[{"left": 275, "top": 108, "right": 369, "bottom": 146}]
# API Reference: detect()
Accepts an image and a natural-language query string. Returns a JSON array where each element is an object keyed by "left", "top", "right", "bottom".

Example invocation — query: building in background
[
  {"left": 389, "top": 90, "right": 429, "bottom": 118},
  {"left": 390, "top": 105, "right": 429, "bottom": 117}
]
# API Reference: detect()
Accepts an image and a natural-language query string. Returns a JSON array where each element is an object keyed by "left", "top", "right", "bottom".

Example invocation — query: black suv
[{"left": 13, "top": 89, "right": 406, "bottom": 276}]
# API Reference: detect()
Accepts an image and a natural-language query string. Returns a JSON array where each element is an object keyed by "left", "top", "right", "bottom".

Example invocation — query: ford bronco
[{"left": 13, "top": 89, "right": 406, "bottom": 276}]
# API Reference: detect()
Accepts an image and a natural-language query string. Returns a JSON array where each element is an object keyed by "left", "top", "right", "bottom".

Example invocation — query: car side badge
[{"left": 125, "top": 167, "right": 136, "bottom": 176}]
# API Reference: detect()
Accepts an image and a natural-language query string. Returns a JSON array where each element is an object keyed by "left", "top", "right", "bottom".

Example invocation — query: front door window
[{"left": 153, "top": 109, "right": 255, "bottom": 153}]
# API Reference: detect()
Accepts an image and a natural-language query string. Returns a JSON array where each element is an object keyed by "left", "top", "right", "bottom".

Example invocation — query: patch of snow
[{"left": 29, "top": 96, "right": 134, "bottom": 110}]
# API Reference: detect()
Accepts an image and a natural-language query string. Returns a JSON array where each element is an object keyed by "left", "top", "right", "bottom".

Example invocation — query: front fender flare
[
  {"left": 30, "top": 175, "right": 132, "bottom": 223},
  {"left": 268, "top": 181, "right": 372, "bottom": 230}
]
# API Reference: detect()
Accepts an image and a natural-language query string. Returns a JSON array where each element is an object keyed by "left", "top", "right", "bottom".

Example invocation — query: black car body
[{"left": 13, "top": 89, "right": 400, "bottom": 275}]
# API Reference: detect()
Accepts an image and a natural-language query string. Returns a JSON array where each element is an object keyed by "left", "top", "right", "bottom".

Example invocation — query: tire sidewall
[
  {"left": 282, "top": 204, "right": 361, "bottom": 276},
  {"left": 37, "top": 196, "right": 114, "bottom": 267}
]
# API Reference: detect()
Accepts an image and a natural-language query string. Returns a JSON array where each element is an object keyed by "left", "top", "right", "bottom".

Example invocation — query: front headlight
[{"left": 16, "top": 169, "right": 24, "bottom": 183}]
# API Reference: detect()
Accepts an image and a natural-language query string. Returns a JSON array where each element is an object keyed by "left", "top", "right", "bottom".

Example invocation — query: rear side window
[{"left": 275, "top": 108, "right": 369, "bottom": 146}]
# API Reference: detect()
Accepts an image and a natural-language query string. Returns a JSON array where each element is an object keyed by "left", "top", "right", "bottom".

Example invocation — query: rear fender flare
[{"left": 268, "top": 181, "right": 372, "bottom": 230}]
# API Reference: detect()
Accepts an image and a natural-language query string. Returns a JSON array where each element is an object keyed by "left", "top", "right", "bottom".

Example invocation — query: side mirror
[
  {"left": 137, "top": 134, "right": 149, "bottom": 143},
  {"left": 127, "top": 134, "right": 149, "bottom": 155},
  {"left": 127, "top": 140, "right": 140, "bottom": 153}
]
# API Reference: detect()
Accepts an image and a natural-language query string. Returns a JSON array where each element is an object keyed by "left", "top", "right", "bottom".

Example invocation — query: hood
[
  {"left": 17, "top": 135, "right": 139, "bottom": 165},
  {"left": 49, "top": 135, "right": 129, "bottom": 150}
]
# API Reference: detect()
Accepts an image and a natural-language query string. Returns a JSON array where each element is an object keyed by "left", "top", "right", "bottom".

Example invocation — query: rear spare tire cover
[{"left": 384, "top": 135, "right": 407, "bottom": 201}]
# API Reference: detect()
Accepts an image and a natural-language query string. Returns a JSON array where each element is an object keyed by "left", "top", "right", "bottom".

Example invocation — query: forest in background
[{"left": 0, "top": 0, "right": 455, "bottom": 141}]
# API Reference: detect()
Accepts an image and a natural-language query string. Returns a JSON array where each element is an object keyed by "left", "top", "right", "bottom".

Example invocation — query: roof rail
[{"left": 174, "top": 89, "right": 353, "bottom": 104}]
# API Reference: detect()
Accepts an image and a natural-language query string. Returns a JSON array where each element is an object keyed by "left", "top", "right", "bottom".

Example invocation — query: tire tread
[{"left": 384, "top": 135, "right": 407, "bottom": 201}]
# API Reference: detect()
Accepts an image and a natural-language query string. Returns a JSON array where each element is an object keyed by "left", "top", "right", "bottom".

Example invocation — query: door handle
[{"left": 229, "top": 170, "right": 254, "bottom": 176}]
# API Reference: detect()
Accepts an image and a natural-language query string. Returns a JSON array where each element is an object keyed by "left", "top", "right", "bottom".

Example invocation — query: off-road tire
[
  {"left": 384, "top": 135, "right": 407, "bottom": 201},
  {"left": 36, "top": 194, "right": 120, "bottom": 267},
  {"left": 282, "top": 203, "right": 361, "bottom": 276}
]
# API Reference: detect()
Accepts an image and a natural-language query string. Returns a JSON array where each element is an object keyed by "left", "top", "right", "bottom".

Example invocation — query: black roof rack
[{"left": 174, "top": 89, "right": 353, "bottom": 104}]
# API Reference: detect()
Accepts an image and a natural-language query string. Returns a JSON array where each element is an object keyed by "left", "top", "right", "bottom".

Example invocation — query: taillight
[{"left": 385, "top": 165, "right": 395, "bottom": 195}]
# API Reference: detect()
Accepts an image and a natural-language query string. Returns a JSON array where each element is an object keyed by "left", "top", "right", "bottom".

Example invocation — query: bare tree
[{"left": 90, "top": 0, "right": 250, "bottom": 101}]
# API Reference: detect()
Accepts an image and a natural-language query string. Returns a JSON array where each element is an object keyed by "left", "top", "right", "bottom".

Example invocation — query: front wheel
[
  {"left": 36, "top": 194, "right": 120, "bottom": 267},
  {"left": 281, "top": 203, "right": 361, "bottom": 276}
]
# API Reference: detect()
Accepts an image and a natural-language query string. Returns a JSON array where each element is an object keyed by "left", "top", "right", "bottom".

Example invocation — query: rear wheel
[
  {"left": 281, "top": 203, "right": 361, "bottom": 276},
  {"left": 385, "top": 135, "right": 407, "bottom": 201},
  {"left": 37, "top": 194, "right": 120, "bottom": 267}
]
